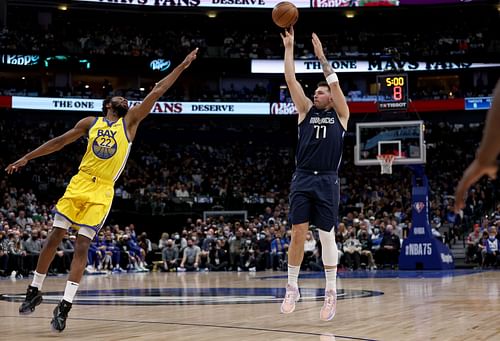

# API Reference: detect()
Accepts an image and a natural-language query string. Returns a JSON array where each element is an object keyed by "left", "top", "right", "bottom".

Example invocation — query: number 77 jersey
[{"left": 296, "top": 106, "right": 345, "bottom": 172}]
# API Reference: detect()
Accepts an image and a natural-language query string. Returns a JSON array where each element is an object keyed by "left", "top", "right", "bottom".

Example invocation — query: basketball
[{"left": 272, "top": 1, "right": 299, "bottom": 29}]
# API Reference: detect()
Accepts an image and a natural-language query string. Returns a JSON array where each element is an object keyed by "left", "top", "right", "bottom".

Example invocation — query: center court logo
[
  {"left": 92, "top": 129, "right": 118, "bottom": 159},
  {"left": 0, "top": 287, "right": 383, "bottom": 306}
]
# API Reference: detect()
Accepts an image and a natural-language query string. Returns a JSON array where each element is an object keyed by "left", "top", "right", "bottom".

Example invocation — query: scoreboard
[{"left": 377, "top": 74, "right": 409, "bottom": 111}]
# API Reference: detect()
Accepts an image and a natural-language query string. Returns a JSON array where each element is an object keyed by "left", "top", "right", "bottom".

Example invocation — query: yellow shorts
[{"left": 54, "top": 171, "right": 114, "bottom": 239}]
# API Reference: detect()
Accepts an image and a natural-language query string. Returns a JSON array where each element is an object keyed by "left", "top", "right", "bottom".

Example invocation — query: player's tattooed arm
[{"left": 319, "top": 55, "right": 334, "bottom": 78}]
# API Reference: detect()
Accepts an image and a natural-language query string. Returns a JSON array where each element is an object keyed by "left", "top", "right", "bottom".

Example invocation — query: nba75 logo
[{"left": 413, "top": 202, "right": 425, "bottom": 213}]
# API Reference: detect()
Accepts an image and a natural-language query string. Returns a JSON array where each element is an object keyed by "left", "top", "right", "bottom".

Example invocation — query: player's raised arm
[
  {"left": 455, "top": 79, "right": 500, "bottom": 211},
  {"left": 125, "top": 48, "right": 198, "bottom": 129},
  {"left": 5, "top": 116, "right": 95, "bottom": 174},
  {"left": 281, "top": 26, "right": 313, "bottom": 123},
  {"left": 311, "top": 33, "right": 349, "bottom": 129}
]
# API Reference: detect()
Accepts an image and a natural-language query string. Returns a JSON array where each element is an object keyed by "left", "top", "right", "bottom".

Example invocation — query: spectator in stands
[
  {"left": 207, "top": 239, "right": 229, "bottom": 271},
  {"left": 478, "top": 231, "right": 490, "bottom": 268},
  {"left": 23, "top": 229, "right": 41, "bottom": 273},
  {"left": 138, "top": 232, "right": 153, "bottom": 266},
  {"left": 271, "top": 233, "right": 287, "bottom": 271},
  {"left": 16, "top": 210, "right": 32, "bottom": 229},
  {"left": 125, "top": 233, "right": 148, "bottom": 272},
  {"left": 228, "top": 228, "right": 243, "bottom": 271},
  {"left": 343, "top": 232, "right": 362, "bottom": 270},
  {"left": 255, "top": 233, "right": 272, "bottom": 270},
  {"left": 308, "top": 240, "right": 324, "bottom": 271},
  {"left": 162, "top": 239, "right": 179, "bottom": 272},
  {"left": 377, "top": 225, "right": 400, "bottom": 269},
  {"left": 103, "top": 233, "right": 122, "bottom": 272},
  {"left": 0, "top": 230, "right": 8, "bottom": 276},
  {"left": 483, "top": 228, "right": 499, "bottom": 268},
  {"left": 87, "top": 236, "right": 101, "bottom": 273},
  {"left": 200, "top": 228, "right": 216, "bottom": 268},
  {"left": 178, "top": 237, "right": 200, "bottom": 272},
  {"left": 7, "top": 230, "right": 27, "bottom": 278},
  {"left": 466, "top": 223, "right": 482, "bottom": 263},
  {"left": 51, "top": 237, "right": 71, "bottom": 274},
  {"left": 174, "top": 183, "right": 190, "bottom": 200},
  {"left": 359, "top": 230, "right": 376, "bottom": 270},
  {"left": 239, "top": 231, "right": 257, "bottom": 272},
  {"left": 117, "top": 234, "right": 133, "bottom": 271},
  {"left": 158, "top": 232, "right": 169, "bottom": 250},
  {"left": 302, "top": 231, "right": 317, "bottom": 270}
]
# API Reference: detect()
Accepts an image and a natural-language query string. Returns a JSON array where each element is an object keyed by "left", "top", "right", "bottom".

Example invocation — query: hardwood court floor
[{"left": 1, "top": 269, "right": 499, "bottom": 341}]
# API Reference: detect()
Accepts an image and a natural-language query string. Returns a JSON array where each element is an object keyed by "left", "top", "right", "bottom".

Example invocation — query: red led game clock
[{"left": 377, "top": 74, "right": 409, "bottom": 111}]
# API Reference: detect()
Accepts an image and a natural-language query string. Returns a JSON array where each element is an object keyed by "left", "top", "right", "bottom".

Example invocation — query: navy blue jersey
[{"left": 295, "top": 106, "right": 345, "bottom": 172}]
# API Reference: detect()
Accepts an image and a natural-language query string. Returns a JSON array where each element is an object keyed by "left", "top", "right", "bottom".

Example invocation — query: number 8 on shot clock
[{"left": 377, "top": 74, "right": 409, "bottom": 112}]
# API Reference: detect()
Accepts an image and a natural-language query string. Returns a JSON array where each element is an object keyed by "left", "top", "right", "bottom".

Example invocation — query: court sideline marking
[{"left": 0, "top": 315, "right": 378, "bottom": 341}]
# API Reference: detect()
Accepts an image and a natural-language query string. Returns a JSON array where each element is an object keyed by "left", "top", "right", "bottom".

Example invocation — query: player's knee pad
[{"left": 319, "top": 228, "right": 338, "bottom": 267}]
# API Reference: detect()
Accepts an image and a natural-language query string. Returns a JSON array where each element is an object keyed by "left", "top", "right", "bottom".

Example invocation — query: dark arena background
[{"left": 0, "top": 1, "right": 499, "bottom": 340}]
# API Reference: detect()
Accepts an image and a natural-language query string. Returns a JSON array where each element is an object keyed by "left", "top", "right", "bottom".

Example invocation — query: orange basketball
[{"left": 272, "top": 1, "right": 299, "bottom": 29}]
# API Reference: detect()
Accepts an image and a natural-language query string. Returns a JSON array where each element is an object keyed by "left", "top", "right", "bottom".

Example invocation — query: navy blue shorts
[{"left": 289, "top": 169, "right": 340, "bottom": 232}]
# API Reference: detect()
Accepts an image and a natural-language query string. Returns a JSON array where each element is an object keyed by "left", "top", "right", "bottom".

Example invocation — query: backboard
[{"left": 355, "top": 120, "right": 426, "bottom": 166}]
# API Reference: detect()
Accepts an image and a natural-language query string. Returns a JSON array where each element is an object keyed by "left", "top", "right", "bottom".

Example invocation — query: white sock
[
  {"left": 287, "top": 264, "right": 300, "bottom": 288},
  {"left": 325, "top": 267, "right": 337, "bottom": 292},
  {"left": 31, "top": 271, "right": 47, "bottom": 290},
  {"left": 62, "top": 281, "right": 79, "bottom": 303}
]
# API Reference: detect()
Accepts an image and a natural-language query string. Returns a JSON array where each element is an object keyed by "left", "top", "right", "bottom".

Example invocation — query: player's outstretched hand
[
  {"left": 5, "top": 157, "right": 28, "bottom": 174},
  {"left": 280, "top": 26, "right": 294, "bottom": 49},
  {"left": 311, "top": 32, "right": 325, "bottom": 59},
  {"left": 181, "top": 48, "right": 198, "bottom": 69},
  {"left": 454, "top": 159, "right": 498, "bottom": 212}
]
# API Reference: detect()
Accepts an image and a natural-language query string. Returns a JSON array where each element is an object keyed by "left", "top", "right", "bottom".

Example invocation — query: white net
[{"left": 376, "top": 154, "right": 395, "bottom": 174}]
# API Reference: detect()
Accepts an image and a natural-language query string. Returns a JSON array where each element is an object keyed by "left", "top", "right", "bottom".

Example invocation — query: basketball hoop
[{"left": 377, "top": 154, "right": 395, "bottom": 174}]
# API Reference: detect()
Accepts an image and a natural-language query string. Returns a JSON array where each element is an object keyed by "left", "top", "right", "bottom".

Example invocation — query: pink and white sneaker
[
  {"left": 320, "top": 289, "right": 337, "bottom": 321},
  {"left": 280, "top": 284, "right": 300, "bottom": 314}
]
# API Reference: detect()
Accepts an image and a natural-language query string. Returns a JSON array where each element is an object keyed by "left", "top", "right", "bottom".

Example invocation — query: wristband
[{"left": 326, "top": 73, "right": 339, "bottom": 84}]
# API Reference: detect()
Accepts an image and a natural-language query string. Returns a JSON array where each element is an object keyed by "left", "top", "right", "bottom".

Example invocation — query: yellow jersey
[{"left": 78, "top": 117, "right": 132, "bottom": 182}]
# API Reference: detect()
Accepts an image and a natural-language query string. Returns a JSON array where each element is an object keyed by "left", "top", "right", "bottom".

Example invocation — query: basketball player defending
[
  {"left": 455, "top": 79, "right": 500, "bottom": 210},
  {"left": 5, "top": 48, "right": 198, "bottom": 332},
  {"left": 279, "top": 27, "right": 349, "bottom": 321}
]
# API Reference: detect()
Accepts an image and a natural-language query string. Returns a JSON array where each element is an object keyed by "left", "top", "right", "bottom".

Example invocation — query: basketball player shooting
[
  {"left": 5, "top": 48, "right": 198, "bottom": 332},
  {"left": 279, "top": 27, "right": 349, "bottom": 321},
  {"left": 455, "top": 79, "right": 500, "bottom": 211}
]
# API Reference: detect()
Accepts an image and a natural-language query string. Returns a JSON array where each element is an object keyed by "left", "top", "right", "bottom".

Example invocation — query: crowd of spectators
[
  {"left": 1, "top": 6, "right": 498, "bottom": 102},
  {"left": 1, "top": 9, "right": 497, "bottom": 60},
  {"left": 0, "top": 26, "right": 490, "bottom": 61},
  {"left": 1, "top": 114, "right": 500, "bottom": 279}
]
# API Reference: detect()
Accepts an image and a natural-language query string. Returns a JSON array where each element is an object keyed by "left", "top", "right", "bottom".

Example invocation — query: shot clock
[{"left": 376, "top": 74, "right": 409, "bottom": 112}]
